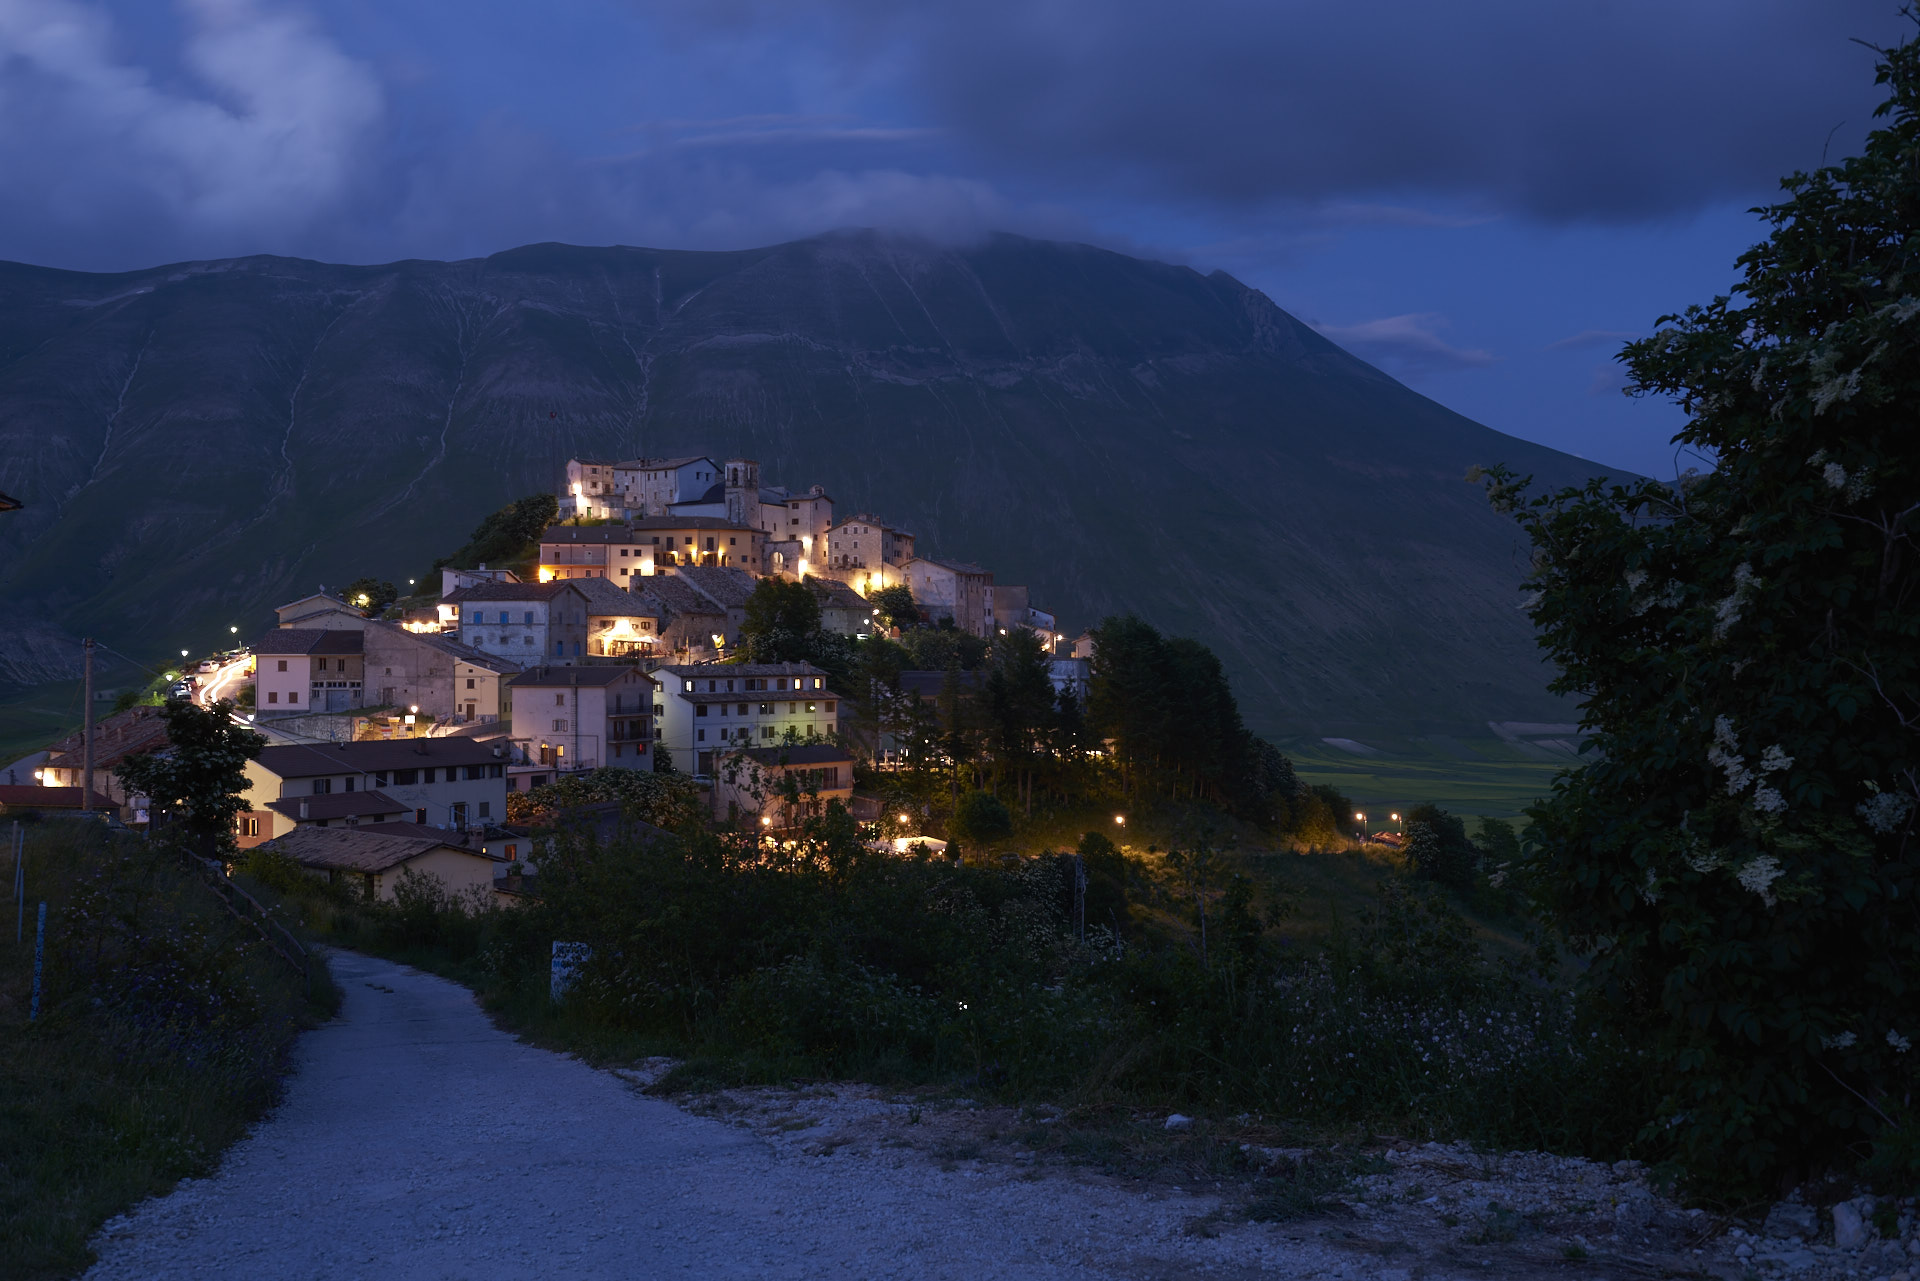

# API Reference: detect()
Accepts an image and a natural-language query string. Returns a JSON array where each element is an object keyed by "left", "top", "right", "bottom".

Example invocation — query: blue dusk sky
[{"left": 0, "top": 0, "right": 1908, "bottom": 477}]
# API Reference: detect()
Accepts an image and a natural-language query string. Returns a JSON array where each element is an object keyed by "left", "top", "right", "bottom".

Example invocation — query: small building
[
  {"left": 273, "top": 592, "right": 368, "bottom": 631},
  {"left": 806, "top": 576, "right": 878, "bottom": 636},
  {"left": 506, "top": 665, "right": 658, "bottom": 776},
  {"left": 1048, "top": 657, "right": 1091, "bottom": 704},
  {"left": 567, "top": 577, "right": 661, "bottom": 658},
  {"left": 610, "top": 455, "right": 723, "bottom": 517},
  {"left": 35, "top": 705, "right": 172, "bottom": 808},
  {"left": 902, "top": 558, "right": 994, "bottom": 638},
  {"left": 631, "top": 574, "right": 732, "bottom": 661},
  {"left": 652, "top": 663, "right": 840, "bottom": 776},
  {"left": 237, "top": 738, "right": 512, "bottom": 848},
  {"left": 0, "top": 785, "right": 117, "bottom": 816},
  {"left": 537, "top": 517, "right": 769, "bottom": 580},
  {"left": 261, "top": 825, "right": 505, "bottom": 903},
  {"left": 362, "top": 620, "right": 522, "bottom": 724},
  {"left": 253, "top": 629, "right": 365, "bottom": 714},
  {"left": 824, "top": 515, "right": 915, "bottom": 591},
  {"left": 711, "top": 745, "right": 855, "bottom": 829},
  {"left": 447, "top": 581, "right": 592, "bottom": 665},
  {"left": 260, "top": 790, "right": 410, "bottom": 836}
]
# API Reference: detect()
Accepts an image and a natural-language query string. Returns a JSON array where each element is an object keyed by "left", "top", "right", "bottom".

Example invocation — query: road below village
[{"left": 83, "top": 951, "right": 1378, "bottom": 1281}]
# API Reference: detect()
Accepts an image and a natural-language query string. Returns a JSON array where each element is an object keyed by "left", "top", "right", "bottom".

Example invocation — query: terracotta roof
[
  {"left": 671, "top": 565, "right": 756, "bottom": 609},
  {"left": 274, "top": 591, "right": 358, "bottom": 614},
  {"left": 736, "top": 745, "right": 854, "bottom": 767},
  {"left": 804, "top": 577, "right": 869, "bottom": 609},
  {"left": 252, "top": 629, "right": 364, "bottom": 656},
  {"left": 442, "top": 582, "right": 573, "bottom": 604},
  {"left": 264, "top": 790, "right": 409, "bottom": 821},
  {"left": 0, "top": 785, "right": 115, "bottom": 809},
  {"left": 569, "top": 576, "right": 653, "bottom": 616},
  {"left": 633, "top": 577, "right": 726, "bottom": 618},
  {"left": 508, "top": 665, "right": 658, "bottom": 689},
  {"left": 657, "top": 662, "right": 827, "bottom": 678},
  {"left": 263, "top": 826, "right": 502, "bottom": 875},
  {"left": 44, "top": 705, "right": 171, "bottom": 770},
  {"left": 908, "top": 557, "right": 990, "bottom": 577},
  {"left": 254, "top": 737, "right": 509, "bottom": 779}
]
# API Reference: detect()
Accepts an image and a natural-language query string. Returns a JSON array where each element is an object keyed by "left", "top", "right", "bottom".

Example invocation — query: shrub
[{"left": 951, "top": 791, "right": 1013, "bottom": 847}]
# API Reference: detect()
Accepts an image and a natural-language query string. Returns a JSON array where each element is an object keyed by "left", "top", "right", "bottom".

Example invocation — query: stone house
[
  {"left": 567, "top": 577, "right": 662, "bottom": 657},
  {"left": 446, "top": 581, "right": 591, "bottom": 665},
  {"left": 651, "top": 662, "right": 840, "bottom": 776},
  {"left": 254, "top": 629, "right": 365, "bottom": 714},
  {"left": 806, "top": 576, "right": 878, "bottom": 636},
  {"left": 711, "top": 744, "right": 854, "bottom": 829},
  {"left": 361, "top": 620, "right": 522, "bottom": 724},
  {"left": 538, "top": 517, "right": 769, "bottom": 580},
  {"left": 236, "top": 738, "right": 512, "bottom": 848},
  {"left": 902, "top": 558, "right": 994, "bottom": 638},
  {"left": 506, "top": 665, "right": 657, "bottom": 775},
  {"left": 824, "top": 515, "right": 915, "bottom": 591},
  {"left": 261, "top": 825, "right": 504, "bottom": 903}
]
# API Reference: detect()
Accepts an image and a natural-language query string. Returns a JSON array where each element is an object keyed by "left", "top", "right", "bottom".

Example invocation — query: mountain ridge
[{"left": 0, "top": 229, "right": 1604, "bottom": 737}]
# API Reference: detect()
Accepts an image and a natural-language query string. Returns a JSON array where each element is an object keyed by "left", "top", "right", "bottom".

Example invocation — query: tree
[
  {"left": 1401, "top": 804, "right": 1477, "bottom": 892},
  {"left": 983, "top": 628, "right": 1056, "bottom": 814},
  {"left": 951, "top": 790, "right": 1012, "bottom": 848},
  {"left": 868, "top": 584, "right": 918, "bottom": 631},
  {"left": 654, "top": 744, "right": 677, "bottom": 776},
  {"left": 116, "top": 699, "right": 267, "bottom": 859},
  {"left": 436, "top": 494, "right": 559, "bottom": 575},
  {"left": 1480, "top": 32, "right": 1920, "bottom": 1188},
  {"left": 345, "top": 577, "right": 398, "bottom": 613},
  {"left": 739, "top": 578, "right": 821, "bottom": 663}
]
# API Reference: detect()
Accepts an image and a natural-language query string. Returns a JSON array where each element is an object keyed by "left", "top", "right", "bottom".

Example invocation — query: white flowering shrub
[{"left": 1476, "top": 33, "right": 1920, "bottom": 1191}]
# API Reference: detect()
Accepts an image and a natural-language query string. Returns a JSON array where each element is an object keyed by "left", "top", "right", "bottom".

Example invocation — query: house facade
[
  {"left": 506, "top": 665, "right": 658, "bottom": 774},
  {"left": 567, "top": 577, "right": 662, "bottom": 657},
  {"left": 537, "top": 517, "right": 769, "bottom": 580},
  {"left": 254, "top": 629, "right": 365, "bottom": 713},
  {"left": 903, "top": 558, "right": 994, "bottom": 637},
  {"left": 711, "top": 744, "right": 854, "bottom": 828},
  {"left": 237, "top": 738, "right": 512, "bottom": 848},
  {"left": 652, "top": 662, "right": 840, "bottom": 775},
  {"left": 262, "top": 825, "right": 504, "bottom": 902},
  {"left": 448, "top": 581, "right": 591, "bottom": 664},
  {"left": 824, "top": 515, "right": 915, "bottom": 591},
  {"left": 361, "top": 620, "right": 521, "bottom": 723},
  {"left": 273, "top": 592, "right": 367, "bottom": 630}
]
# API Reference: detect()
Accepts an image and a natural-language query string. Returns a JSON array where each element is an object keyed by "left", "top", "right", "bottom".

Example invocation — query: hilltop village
[{"left": 9, "top": 452, "right": 1101, "bottom": 884}]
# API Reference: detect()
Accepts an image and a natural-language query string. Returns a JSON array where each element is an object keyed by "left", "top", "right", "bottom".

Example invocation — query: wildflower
[
  {"left": 1624, "top": 570, "right": 1648, "bottom": 590},
  {"left": 1822, "top": 461, "right": 1849, "bottom": 490},
  {"left": 1759, "top": 745, "right": 1793, "bottom": 774},
  {"left": 1890, "top": 1030, "right": 1911, "bottom": 1053},
  {"left": 1857, "top": 791, "right": 1913, "bottom": 836},
  {"left": 1822, "top": 1031, "right": 1858, "bottom": 1051},
  {"left": 1736, "top": 855, "right": 1784, "bottom": 907},
  {"left": 1752, "top": 786, "right": 1786, "bottom": 816}
]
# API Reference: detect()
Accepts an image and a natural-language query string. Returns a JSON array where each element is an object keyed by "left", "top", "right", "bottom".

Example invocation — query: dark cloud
[{"left": 671, "top": 0, "right": 1906, "bottom": 222}]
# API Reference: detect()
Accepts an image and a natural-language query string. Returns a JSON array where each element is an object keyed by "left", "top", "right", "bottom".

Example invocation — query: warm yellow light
[
  {"left": 537, "top": 567, "right": 555, "bottom": 583},
  {"left": 410, "top": 705, "right": 419, "bottom": 713},
  {"left": 229, "top": 626, "right": 238, "bottom": 634},
  {"left": 897, "top": 813, "right": 911, "bottom": 824},
  {"left": 1354, "top": 812, "right": 1366, "bottom": 822},
  {"left": 1390, "top": 812, "right": 1400, "bottom": 821},
  {"left": 760, "top": 816, "right": 773, "bottom": 827},
  {"left": 1114, "top": 814, "right": 1126, "bottom": 826}
]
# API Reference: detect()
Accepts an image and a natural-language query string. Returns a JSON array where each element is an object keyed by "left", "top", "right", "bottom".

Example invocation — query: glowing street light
[
  {"left": 1390, "top": 812, "right": 1404, "bottom": 835},
  {"left": 1113, "top": 814, "right": 1126, "bottom": 827},
  {"left": 229, "top": 626, "right": 238, "bottom": 635},
  {"left": 897, "top": 813, "right": 911, "bottom": 824},
  {"left": 180, "top": 649, "right": 189, "bottom": 658}
]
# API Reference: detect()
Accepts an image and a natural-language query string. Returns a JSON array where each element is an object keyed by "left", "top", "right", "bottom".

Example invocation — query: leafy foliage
[
  {"left": 867, "top": 584, "right": 918, "bottom": 630},
  {"left": 435, "top": 494, "right": 559, "bottom": 575},
  {"left": 951, "top": 790, "right": 1014, "bottom": 848},
  {"left": 1480, "top": 32, "right": 1920, "bottom": 1189},
  {"left": 343, "top": 578, "right": 397, "bottom": 612},
  {"left": 1402, "top": 804, "right": 1479, "bottom": 892},
  {"left": 115, "top": 699, "right": 266, "bottom": 859},
  {"left": 738, "top": 578, "right": 823, "bottom": 663},
  {"left": 504, "top": 766, "right": 704, "bottom": 830}
]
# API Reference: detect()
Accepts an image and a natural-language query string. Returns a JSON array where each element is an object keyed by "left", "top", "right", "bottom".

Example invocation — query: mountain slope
[{"left": 0, "top": 231, "right": 1604, "bottom": 736}]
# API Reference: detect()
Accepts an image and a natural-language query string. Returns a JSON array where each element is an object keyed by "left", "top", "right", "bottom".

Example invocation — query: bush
[
  {"left": 1403, "top": 804, "right": 1479, "bottom": 892},
  {"left": 951, "top": 791, "right": 1013, "bottom": 847}
]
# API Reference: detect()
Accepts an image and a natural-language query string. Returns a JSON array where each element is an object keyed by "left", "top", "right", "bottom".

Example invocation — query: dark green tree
[
  {"left": 983, "top": 628, "right": 1056, "bottom": 814},
  {"left": 116, "top": 699, "right": 267, "bottom": 858},
  {"left": 1480, "top": 32, "right": 1920, "bottom": 1187},
  {"left": 1401, "top": 804, "right": 1478, "bottom": 892},
  {"left": 951, "top": 790, "right": 1013, "bottom": 848},
  {"left": 344, "top": 577, "right": 398, "bottom": 613},
  {"left": 436, "top": 493, "right": 559, "bottom": 575},
  {"left": 739, "top": 578, "right": 822, "bottom": 663},
  {"left": 868, "top": 584, "right": 918, "bottom": 631}
]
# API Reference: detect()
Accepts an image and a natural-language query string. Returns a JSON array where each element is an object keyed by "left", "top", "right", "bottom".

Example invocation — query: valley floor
[{"left": 82, "top": 951, "right": 1774, "bottom": 1281}]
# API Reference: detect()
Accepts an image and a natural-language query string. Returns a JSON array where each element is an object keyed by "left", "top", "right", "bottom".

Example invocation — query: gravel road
[{"left": 84, "top": 950, "right": 1377, "bottom": 1281}]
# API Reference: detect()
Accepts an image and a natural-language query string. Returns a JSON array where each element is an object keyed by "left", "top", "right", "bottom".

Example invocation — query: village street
[{"left": 81, "top": 952, "right": 1388, "bottom": 1281}]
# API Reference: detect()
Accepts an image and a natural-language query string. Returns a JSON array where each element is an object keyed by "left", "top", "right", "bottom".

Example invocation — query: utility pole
[{"left": 81, "top": 638, "right": 94, "bottom": 816}]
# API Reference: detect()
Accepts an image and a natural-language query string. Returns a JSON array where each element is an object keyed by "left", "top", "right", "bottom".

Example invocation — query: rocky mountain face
[{"left": 0, "top": 230, "right": 1603, "bottom": 737}]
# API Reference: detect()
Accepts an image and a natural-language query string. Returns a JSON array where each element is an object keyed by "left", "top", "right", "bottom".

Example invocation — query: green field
[
  {"left": 1282, "top": 735, "right": 1576, "bottom": 822},
  {"left": 0, "top": 680, "right": 87, "bottom": 773}
]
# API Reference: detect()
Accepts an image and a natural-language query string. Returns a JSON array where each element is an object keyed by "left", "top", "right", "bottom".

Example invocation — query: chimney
[{"left": 298, "top": 801, "right": 309, "bottom": 819}]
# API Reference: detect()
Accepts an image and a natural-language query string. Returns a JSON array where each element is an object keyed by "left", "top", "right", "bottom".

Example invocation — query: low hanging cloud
[
  {"left": 0, "top": 0, "right": 383, "bottom": 262},
  {"left": 1314, "top": 313, "right": 1497, "bottom": 374},
  {"left": 1547, "top": 329, "right": 1643, "bottom": 351}
]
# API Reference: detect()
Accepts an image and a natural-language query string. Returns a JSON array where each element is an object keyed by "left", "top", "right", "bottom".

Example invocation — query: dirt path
[{"left": 85, "top": 951, "right": 1376, "bottom": 1280}]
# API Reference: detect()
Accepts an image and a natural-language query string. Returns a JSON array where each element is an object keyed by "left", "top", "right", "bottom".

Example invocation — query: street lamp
[
  {"left": 1114, "top": 814, "right": 1126, "bottom": 827},
  {"left": 1390, "top": 812, "right": 1404, "bottom": 835},
  {"left": 180, "top": 649, "right": 189, "bottom": 658},
  {"left": 1354, "top": 811, "right": 1367, "bottom": 838}
]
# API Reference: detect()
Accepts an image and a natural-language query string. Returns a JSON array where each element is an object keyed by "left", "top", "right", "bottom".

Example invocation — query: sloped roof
[
  {"left": 634, "top": 576, "right": 725, "bottom": 618},
  {"left": 672, "top": 565, "right": 756, "bottom": 609},
  {"left": 906, "top": 556, "right": 990, "bottom": 578},
  {"left": 829, "top": 513, "right": 912, "bottom": 536},
  {"left": 539, "top": 524, "right": 636, "bottom": 545},
  {"left": 657, "top": 661, "right": 827, "bottom": 678},
  {"left": 264, "top": 790, "right": 408, "bottom": 821},
  {"left": 612, "top": 455, "right": 714, "bottom": 471},
  {"left": 363, "top": 621, "right": 523, "bottom": 674},
  {"left": 263, "top": 825, "right": 501, "bottom": 874},
  {"left": 568, "top": 576, "right": 653, "bottom": 617},
  {"left": 254, "top": 736, "right": 509, "bottom": 780},
  {"left": 508, "top": 665, "right": 658, "bottom": 689},
  {"left": 804, "top": 576, "right": 869, "bottom": 609},
  {"left": 0, "top": 785, "right": 116, "bottom": 809},
  {"left": 442, "top": 582, "right": 572, "bottom": 604},
  {"left": 44, "top": 705, "right": 171, "bottom": 771},
  {"left": 252, "top": 629, "right": 364, "bottom": 656},
  {"left": 629, "top": 515, "right": 758, "bottom": 533}
]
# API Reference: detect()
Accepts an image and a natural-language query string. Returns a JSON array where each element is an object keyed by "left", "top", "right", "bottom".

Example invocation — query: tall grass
[{"left": 0, "top": 819, "right": 336, "bottom": 1281}]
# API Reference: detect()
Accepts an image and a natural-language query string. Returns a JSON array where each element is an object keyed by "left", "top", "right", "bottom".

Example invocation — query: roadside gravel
[{"left": 82, "top": 951, "right": 1373, "bottom": 1280}]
